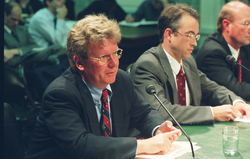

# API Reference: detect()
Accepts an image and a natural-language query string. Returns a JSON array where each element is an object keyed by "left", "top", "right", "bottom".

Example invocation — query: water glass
[{"left": 222, "top": 126, "right": 239, "bottom": 156}]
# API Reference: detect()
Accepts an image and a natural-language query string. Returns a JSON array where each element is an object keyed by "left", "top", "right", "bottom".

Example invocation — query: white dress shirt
[
  {"left": 163, "top": 49, "right": 191, "bottom": 106},
  {"left": 28, "top": 8, "right": 70, "bottom": 48}
]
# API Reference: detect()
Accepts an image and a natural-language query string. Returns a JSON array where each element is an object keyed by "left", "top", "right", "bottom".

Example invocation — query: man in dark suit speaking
[
  {"left": 195, "top": 1, "right": 250, "bottom": 101},
  {"left": 24, "top": 14, "right": 181, "bottom": 159}
]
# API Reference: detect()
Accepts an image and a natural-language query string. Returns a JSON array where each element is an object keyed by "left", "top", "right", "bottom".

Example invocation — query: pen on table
[{"left": 228, "top": 95, "right": 233, "bottom": 105}]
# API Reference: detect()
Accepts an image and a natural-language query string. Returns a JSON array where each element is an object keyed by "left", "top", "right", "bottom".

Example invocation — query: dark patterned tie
[
  {"left": 237, "top": 53, "right": 242, "bottom": 83},
  {"left": 176, "top": 66, "right": 186, "bottom": 106},
  {"left": 101, "top": 89, "right": 111, "bottom": 137},
  {"left": 54, "top": 18, "right": 57, "bottom": 29},
  {"left": 12, "top": 31, "right": 19, "bottom": 42}
]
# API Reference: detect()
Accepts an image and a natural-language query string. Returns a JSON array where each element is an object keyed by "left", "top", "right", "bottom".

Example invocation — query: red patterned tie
[
  {"left": 176, "top": 66, "right": 186, "bottom": 106},
  {"left": 237, "top": 53, "right": 242, "bottom": 83},
  {"left": 101, "top": 89, "right": 111, "bottom": 137}
]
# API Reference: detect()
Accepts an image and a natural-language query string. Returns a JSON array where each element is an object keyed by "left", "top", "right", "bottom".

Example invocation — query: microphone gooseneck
[
  {"left": 226, "top": 55, "right": 250, "bottom": 72},
  {"left": 145, "top": 84, "right": 196, "bottom": 158}
]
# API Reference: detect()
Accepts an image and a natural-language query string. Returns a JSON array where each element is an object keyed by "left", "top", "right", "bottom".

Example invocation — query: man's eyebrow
[
  {"left": 185, "top": 31, "right": 199, "bottom": 35},
  {"left": 11, "top": 17, "right": 19, "bottom": 21}
]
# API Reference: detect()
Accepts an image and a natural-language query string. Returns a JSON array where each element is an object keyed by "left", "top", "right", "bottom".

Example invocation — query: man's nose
[{"left": 108, "top": 55, "right": 118, "bottom": 67}]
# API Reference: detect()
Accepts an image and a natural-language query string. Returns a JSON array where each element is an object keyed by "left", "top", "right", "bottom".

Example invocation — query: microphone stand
[
  {"left": 152, "top": 93, "right": 196, "bottom": 158},
  {"left": 235, "top": 62, "right": 250, "bottom": 72}
]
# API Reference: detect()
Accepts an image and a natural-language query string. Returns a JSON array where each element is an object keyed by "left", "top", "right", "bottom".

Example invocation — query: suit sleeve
[{"left": 196, "top": 46, "right": 250, "bottom": 101}]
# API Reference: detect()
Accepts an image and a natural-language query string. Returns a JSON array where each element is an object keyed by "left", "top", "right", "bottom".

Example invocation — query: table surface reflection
[{"left": 177, "top": 121, "right": 250, "bottom": 159}]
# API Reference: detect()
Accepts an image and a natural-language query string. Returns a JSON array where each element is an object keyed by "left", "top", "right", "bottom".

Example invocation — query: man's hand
[
  {"left": 4, "top": 49, "right": 20, "bottom": 63},
  {"left": 57, "top": 5, "right": 68, "bottom": 19},
  {"left": 234, "top": 101, "right": 250, "bottom": 119},
  {"left": 155, "top": 120, "right": 181, "bottom": 142},
  {"left": 125, "top": 14, "right": 135, "bottom": 23},
  {"left": 212, "top": 105, "right": 241, "bottom": 121},
  {"left": 137, "top": 129, "right": 181, "bottom": 155}
]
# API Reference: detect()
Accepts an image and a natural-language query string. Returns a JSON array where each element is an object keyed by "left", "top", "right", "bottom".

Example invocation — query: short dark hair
[
  {"left": 43, "top": 0, "right": 53, "bottom": 7},
  {"left": 158, "top": 3, "right": 200, "bottom": 43}
]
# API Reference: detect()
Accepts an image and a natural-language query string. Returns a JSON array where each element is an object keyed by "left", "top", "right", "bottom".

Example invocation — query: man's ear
[
  {"left": 164, "top": 28, "right": 173, "bottom": 41},
  {"left": 222, "top": 19, "right": 230, "bottom": 32},
  {"left": 73, "top": 55, "right": 85, "bottom": 71}
]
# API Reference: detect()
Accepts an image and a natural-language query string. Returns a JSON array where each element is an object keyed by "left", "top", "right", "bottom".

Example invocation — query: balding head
[
  {"left": 217, "top": 1, "right": 249, "bottom": 33},
  {"left": 4, "top": 2, "right": 22, "bottom": 30}
]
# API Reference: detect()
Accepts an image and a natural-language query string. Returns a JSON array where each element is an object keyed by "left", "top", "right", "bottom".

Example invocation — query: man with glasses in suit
[
  {"left": 130, "top": 3, "right": 250, "bottom": 125},
  {"left": 24, "top": 14, "right": 181, "bottom": 159}
]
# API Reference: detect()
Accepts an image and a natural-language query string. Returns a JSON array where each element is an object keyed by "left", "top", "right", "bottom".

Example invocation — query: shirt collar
[
  {"left": 228, "top": 44, "right": 240, "bottom": 60},
  {"left": 163, "top": 49, "right": 184, "bottom": 75},
  {"left": 45, "top": 8, "right": 57, "bottom": 19},
  {"left": 82, "top": 79, "right": 112, "bottom": 102},
  {"left": 4, "top": 25, "right": 12, "bottom": 34}
]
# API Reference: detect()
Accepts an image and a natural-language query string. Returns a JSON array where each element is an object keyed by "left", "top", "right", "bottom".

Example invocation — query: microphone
[
  {"left": 226, "top": 55, "right": 250, "bottom": 72},
  {"left": 145, "top": 84, "right": 196, "bottom": 159}
]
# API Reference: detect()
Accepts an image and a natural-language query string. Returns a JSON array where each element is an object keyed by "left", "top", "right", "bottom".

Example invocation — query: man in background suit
[
  {"left": 130, "top": 4, "right": 250, "bottom": 125},
  {"left": 24, "top": 14, "right": 181, "bottom": 159},
  {"left": 4, "top": 1, "right": 67, "bottom": 67},
  {"left": 195, "top": 1, "right": 250, "bottom": 101}
]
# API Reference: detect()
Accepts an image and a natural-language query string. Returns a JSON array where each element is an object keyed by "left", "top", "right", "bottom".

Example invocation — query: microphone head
[
  {"left": 145, "top": 84, "right": 156, "bottom": 95},
  {"left": 226, "top": 55, "right": 236, "bottom": 64}
]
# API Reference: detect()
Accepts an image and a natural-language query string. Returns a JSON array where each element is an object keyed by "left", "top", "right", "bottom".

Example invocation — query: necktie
[
  {"left": 12, "top": 31, "right": 19, "bottom": 42},
  {"left": 237, "top": 53, "right": 242, "bottom": 83},
  {"left": 54, "top": 18, "right": 57, "bottom": 29},
  {"left": 101, "top": 89, "right": 111, "bottom": 137},
  {"left": 176, "top": 66, "right": 186, "bottom": 106}
]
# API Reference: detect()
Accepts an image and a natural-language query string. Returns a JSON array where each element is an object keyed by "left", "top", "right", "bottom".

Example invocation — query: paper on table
[
  {"left": 234, "top": 116, "right": 250, "bottom": 123},
  {"left": 119, "top": 20, "right": 158, "bottom": 27},
  {"left": 135, "top": 141, "right": 201, "bottom": 159}
]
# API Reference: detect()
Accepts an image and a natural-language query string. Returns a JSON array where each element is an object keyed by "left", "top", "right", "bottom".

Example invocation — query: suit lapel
[
  {"left": 4, "top": 29, "right": 20, "bottom": 48},
  {"left": 182, "top": 61, "right": 196, "bottom": 105},
  {"left": 109, "top": 81, "right": 124, "bottom": 137},
  {"left": 156, "top": 45, "right": 179, "bottom": 103},
  {"left": 74, "top": 73, "right": 101, "bottom": 136}
]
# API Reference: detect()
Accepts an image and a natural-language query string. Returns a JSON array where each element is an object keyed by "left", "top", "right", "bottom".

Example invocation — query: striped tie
[{"left": 101, "top": 89, "right": 111, "bottom": 137}]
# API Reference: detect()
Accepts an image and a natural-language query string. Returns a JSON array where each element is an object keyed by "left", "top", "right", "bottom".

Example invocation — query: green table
[{"left": 177, "top": 121, "right": 250, "bottom": 159}]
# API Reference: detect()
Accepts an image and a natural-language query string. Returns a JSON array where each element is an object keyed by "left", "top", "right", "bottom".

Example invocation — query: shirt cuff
[
  {"left": 233, "top": 99, "right": 246, "bottom": 106},
  {"left": 210, "top": 106, "right": 214, "bottom": 117},
  {"left": 18, "top": 48, "right": 23, "bottom": 56},
  {"left": 152, "top": 125, "right": 161, "bottom": 136}
]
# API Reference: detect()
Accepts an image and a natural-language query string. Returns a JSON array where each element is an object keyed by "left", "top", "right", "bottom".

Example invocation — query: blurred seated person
[
  {"left": 77, "top": 0, "right": 126, "bottom": 22},
  {"left": 4, "top": 1, "right": 67, "bottom": 67},
  {"left": 125, "top": 0, "right": 174, "bottom": 23},
  {"left": 15, "top": 0, "right": 43, "bottom": 25},
  {"left": 28, "top": 0, "right": 70, "bottom": 48},
  {"left": 24, "top": 14, "right": 181, "bottom": 159}
]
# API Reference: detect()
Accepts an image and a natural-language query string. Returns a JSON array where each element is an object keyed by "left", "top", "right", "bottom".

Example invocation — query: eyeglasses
[
  {"left": 241, "top": 22, "right": 250, "bottom": 28},
  {"left": 91, "top": 48, "right": 123, "bottom": 65},
  {"left": 176, "top": 31, "right": 200, "bottom": 41}
]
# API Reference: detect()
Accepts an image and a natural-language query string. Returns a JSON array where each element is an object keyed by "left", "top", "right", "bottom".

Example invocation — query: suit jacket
[
  {"left": 195, "top": 32, "right": 250, "bottom": 101},
  {"left": 130, "top": 44, "right": 241, "bottom": 125},
  {"left": 4, "top": 25, "right": 39, "bottom": 66},
  {"left": 24, "top": 68, "right": 165, "bottom": 159}
]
